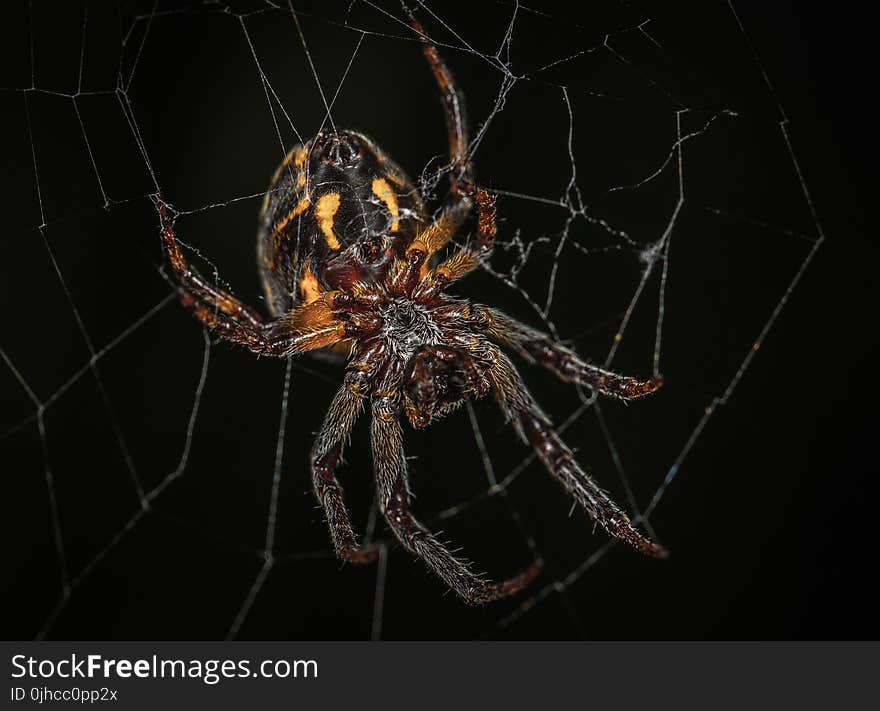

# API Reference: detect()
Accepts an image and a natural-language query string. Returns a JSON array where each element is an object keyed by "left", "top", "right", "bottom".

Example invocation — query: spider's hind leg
[
  {"left": 486, "top": 347, "right": 667, "bottom": 559},
  {"left": 311, "top": 384, "right": 382, "bottom": 564},
  {"left": 371, "top": 395, "right": 541, "bottom": 603}
]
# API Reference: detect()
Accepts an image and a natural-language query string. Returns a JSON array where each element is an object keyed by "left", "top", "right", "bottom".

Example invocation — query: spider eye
[{"left": 313, "top": 131, "right": 363, "bottom": 168}]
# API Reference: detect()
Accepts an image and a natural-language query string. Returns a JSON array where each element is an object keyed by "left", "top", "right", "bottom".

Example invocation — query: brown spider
[{"left": 153, "top": 17, "right": 665, "bottom": 604}]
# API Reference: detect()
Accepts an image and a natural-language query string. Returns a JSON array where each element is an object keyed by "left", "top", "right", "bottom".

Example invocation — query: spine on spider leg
[{"left": 518, "top": 410, "right": 668, "bottom": 559}]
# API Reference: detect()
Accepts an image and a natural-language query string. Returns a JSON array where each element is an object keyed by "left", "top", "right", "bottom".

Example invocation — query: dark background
[{"left": 1, "top": 1, "right": 875, "bottom": 640}]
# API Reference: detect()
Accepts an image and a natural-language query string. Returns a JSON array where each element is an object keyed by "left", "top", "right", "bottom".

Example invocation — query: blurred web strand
[{"left": 2, "top": 0, "right": 824, "bottom": 639}]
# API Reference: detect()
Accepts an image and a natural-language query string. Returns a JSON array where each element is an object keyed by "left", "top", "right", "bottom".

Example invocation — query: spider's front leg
[
  {"left": 403, "top": 11, "right": 503, "bottom": 276},
  {"left": 412, "top": 187, "right": 498, "bottom": 301},
  {"left": 404, "top": 12, "right": 503, "bottom": 299},
  {"left": 486, "top": 347, "right": 667, "bottom": 558},
  {"left": 406, "top": 12, "right": 471, "bottom": 193},
  {"left": 154, "top": 197, "right": 344, "bottom": 356},
  {"left": 371, "top": 390, "right": 541, "bottom": 603},
  {"left": 473, "top": 305, "right": 662, "bottom": 401}
]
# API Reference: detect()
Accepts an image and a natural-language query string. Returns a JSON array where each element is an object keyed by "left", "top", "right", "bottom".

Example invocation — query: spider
[{"left": 153, "top": 16, "right": 666, "bottom": 604}]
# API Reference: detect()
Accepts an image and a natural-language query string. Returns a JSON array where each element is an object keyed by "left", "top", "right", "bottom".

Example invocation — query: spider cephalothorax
[{"left": 154, "top": 15, "right": 665, "bottom": 604}]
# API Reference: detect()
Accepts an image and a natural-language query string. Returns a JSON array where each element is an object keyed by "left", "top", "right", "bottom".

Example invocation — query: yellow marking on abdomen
[
  {"left": 270, "top": 197, "right": 311, "bottom": 242},
  {"left": 372, "top": 177, "right": 400, "bottom": 232},
  {"left": 315, "top": 192, "right": 342, "bottom": 250},
  {"left": 268, "top": 146, "right": 308, "bottom": 188},
  {"left": 298, "top": 263, "right": 323, "bottom": 304},
  {"left": 282, "top": 146, "right": 307, "bottom": 169},
  {"left": 266, "top": 148, "right": 306, "bottom": 208}
]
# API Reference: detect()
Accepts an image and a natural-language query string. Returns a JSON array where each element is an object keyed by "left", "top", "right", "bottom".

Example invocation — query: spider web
[{"left": 1, "top": 0, "right": 824, "bottom": 640}]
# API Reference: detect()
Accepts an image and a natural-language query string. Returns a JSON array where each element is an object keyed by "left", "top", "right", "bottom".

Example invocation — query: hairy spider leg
[
  {"left": 486, "top": 347, "right": 667, "bottom": 558},
  {"left": 402, "top": 12, "right": 503, "bottom": 298},
  {"left": 474, "top": 305, "right": 664, "bottom": 400},
  {"left": 413, "top": 188, "right": 498, "bottom": 301},
  {"left": 310, "top": 382, "right": 381, "bottom": 564},
  {"left": 371, "top": 393, "right": 541, "bottom": 604},
  {"left": 401, "top": 12, "right": 495, "bottom": 276}
]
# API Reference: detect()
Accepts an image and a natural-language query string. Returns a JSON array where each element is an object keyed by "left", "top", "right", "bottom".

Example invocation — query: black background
[{"left": 1, "top": 0, "right": 876, "bottom": 640}]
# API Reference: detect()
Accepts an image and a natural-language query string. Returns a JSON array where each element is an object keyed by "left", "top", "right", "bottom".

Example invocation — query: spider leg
[
  {"left": 412, "top": 188, "right": 497, "bottom": 300},
  {"left": 473, "top": 305, "right": 662, "bottom": 400},
  {"left": 371, "top": 393, "right": 541, "bottom": 603},
  {"left": 485, "top": 346, "right": 667, "bottom": 558},
  {"left": 155, "top": 197, "right": 345, "bottom": 356},
  {"left": 409, "top": 197, "right": 472, "bottom": 258},
  {"left": 403, "top": 13, "right": 501, "bottom": 294},
  {"left": 311, "top": 383, "right": 381, "bottom": 564},
  {"left": 405, "top": 13, "right": 471, "bottom": 191},
  {"left": 401, "top": 12, "right": 489, "bottom": 266}
]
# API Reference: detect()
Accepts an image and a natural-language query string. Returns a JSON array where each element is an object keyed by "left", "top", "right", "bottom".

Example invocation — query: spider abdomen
[{"left": 257, "top": 130, "right": 426, "bottom": 316}]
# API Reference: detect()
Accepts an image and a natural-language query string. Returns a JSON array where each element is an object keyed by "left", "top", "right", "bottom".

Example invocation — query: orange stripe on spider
[
  {"left": 371, "top": 177, "right": 400, "bottom": 233},
  {"left": 298, "top": 262, "right": 324, "bottom": 305},
  {"left": 315, "top": 193, "right": 342, "bottom": 250},
  {"left": 281, "top": 146, "right": 307, "bottom": 169},
  {"left": 270, "top": 197, "right": 311, "bottom": 243}
]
